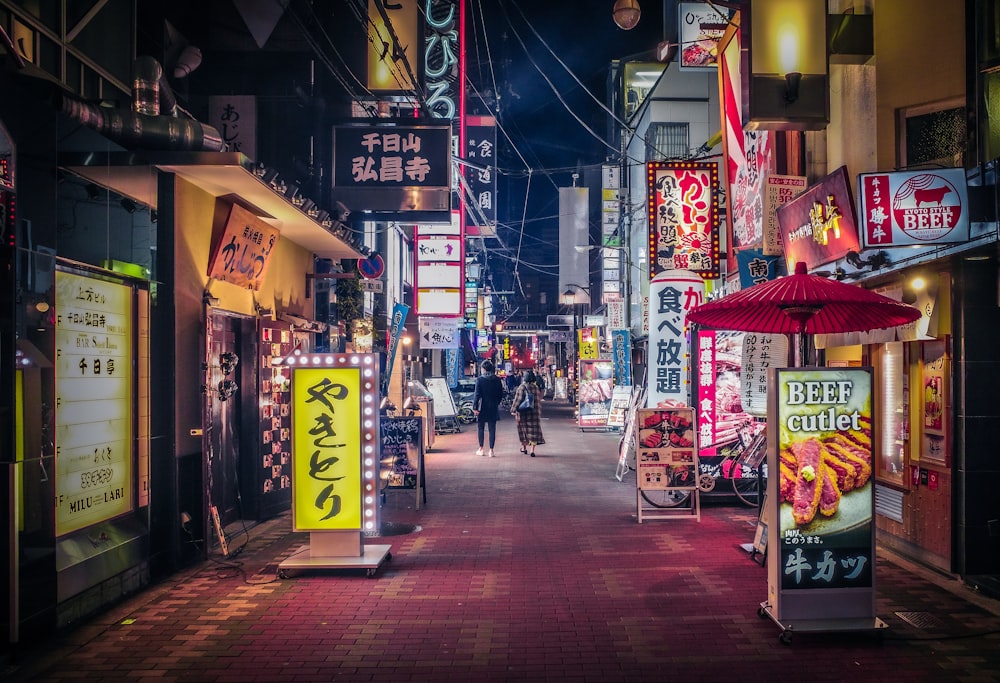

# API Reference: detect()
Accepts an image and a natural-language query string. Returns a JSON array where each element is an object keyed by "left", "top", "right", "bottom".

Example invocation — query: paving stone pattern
[{"left": 7, "top": 403, "right": 1000, "bottom": 682}]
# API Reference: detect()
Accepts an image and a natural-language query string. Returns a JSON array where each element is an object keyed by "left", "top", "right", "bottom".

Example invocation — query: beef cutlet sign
[{"left": 769, "top": 367, "right": 876, "bottom": 610}]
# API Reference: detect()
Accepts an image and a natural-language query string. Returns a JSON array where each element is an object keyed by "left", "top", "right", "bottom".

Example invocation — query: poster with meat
[
  {"left": 768, "top": 367, "right": 876, "bottom": 617},
  {"left": 578, "top": 360, "right": 614, "bottom": 429},
  {"left": 696, "top": 330, "right": 765, "bottom": 482},
  {"left": 636, "top": 408, "right": 697, "bottom": 491}
]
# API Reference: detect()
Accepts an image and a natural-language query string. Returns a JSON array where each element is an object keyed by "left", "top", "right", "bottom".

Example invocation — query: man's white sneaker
[
  {"left": 488, "top": 449, "right": 495, "bottom": 458},
  {"left": 476, "top": 447, "right": 484, "bottom": 456}
]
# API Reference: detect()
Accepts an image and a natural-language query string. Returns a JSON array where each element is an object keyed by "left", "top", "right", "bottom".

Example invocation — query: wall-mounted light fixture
[
  {"left": 746, "top": 0, "right": 829, "bottom": 130},
  {"left": 784, "top": 71, "right": 802, "bottom": 103},
  {"left": 121, "top": 198, "right": 138, "bottom": 214}
]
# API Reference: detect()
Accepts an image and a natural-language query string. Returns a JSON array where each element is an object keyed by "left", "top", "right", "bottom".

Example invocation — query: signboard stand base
[
  {"left": 636, "top": 489, "right": 701, "bottom": 522},
  {"left": 757, "top": 602, "right": 888, "bottom": 645},
  {"left": 278, "top": 531, "right": 392, "bottom": 578}
]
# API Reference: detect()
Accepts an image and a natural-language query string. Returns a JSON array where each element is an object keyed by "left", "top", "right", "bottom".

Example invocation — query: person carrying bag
[{"left": 510, "top": 370, "right": 545, "bottom": 457}]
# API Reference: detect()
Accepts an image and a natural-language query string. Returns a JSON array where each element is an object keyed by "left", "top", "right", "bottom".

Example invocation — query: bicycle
[{"left": 639, "top": 426, "right": 767, "bottom": 509}]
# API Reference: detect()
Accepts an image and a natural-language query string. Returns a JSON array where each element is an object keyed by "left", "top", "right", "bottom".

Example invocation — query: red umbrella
[{"left": 688, "top": 262, "right": 921, "bottom": 335}]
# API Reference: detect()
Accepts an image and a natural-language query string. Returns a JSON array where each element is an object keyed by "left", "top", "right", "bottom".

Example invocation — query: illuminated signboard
[
  {"left": 332, "top": 124, "right": 452, "bottom": 214},
  {"left": 366, "top": 0, "right": 419, "bottom": 92},
  {"left": 678, "top": 2, "right": 730, "bottom": 71},
  {"left": 858, "top": 168, "right": 969, "bottom": 248},
  {"left": 207, "top": 203, "right": 280, "bottom": 291},
  {"left": 767, "top": 367, "right": 876, "bottom": 622},
  {"left": 776, "top": 166, "right": 861, "bottom": 272},
  {"left": 289, "top": 355, "right": 380, "bottom": 532},
  {"left": 55, "top": 271, "right": 133, "bottom": 536},
  {"left": 647, "top": 161, "right": 721, "bottom": 279}
]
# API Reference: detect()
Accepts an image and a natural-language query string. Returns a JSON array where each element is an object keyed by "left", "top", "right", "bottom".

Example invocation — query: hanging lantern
[
  {"left": 613, "top": 0, "right": 641, "bottom": 31},
  {"left": 740, "top": 333, "right": 789, "bottom": 417}
]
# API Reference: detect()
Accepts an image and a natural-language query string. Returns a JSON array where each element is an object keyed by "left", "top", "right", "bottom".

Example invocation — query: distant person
[
  {"left": 472, "top": 360, "right": 505, "bottom": 457},
  {"left": 511, "top": 370, "right": 545, "bottom": 457},
  {"left": 505, "top": 369, "right": 521, "bottom": 393}
]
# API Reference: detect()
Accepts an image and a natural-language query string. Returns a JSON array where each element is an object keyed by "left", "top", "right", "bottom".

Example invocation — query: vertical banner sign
[
  {"left": 696, "top": 330, "right": 761, "bottom": 460},
  {"left": 445, "top": 347, "right": 461, "bottom": 387},
  {"left": 578, "top": 327, "right": 598, "bottom": 360},
  {"left": 291, "top": 367, "right": 363, "bottom": 531},
  {"left": 464, "top": 116, "right": 497, "bottom": 236},
  {"left": 647, "top": 270, "right": 704, "bottom": 408},
  {"left": 612, "top": 329, "right": 632, "bottom": 386},
  {"left": 382, "top": 302, "right": 410, "bottom": 397},
  {"left": 647, "top": 161, "right": 721, "bottom": 278},
  {"left": 768, "top": 367, "right": 876, "bottom": 623},
  {"left": 696, "top": 329, "right": 717, "bottom": 455},
  {"left": 55, "top": 271, "right": 133, "bottom": 536}
]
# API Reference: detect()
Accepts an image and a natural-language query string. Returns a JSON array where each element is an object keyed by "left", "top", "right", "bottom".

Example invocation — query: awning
[{"left": 59, "top": 150, "right": 363, "bottom": 260}]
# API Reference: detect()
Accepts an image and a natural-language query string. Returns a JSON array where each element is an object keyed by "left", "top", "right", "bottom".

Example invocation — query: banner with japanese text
[{"left": 646, "top": 270, "right": 704, "bottom": 408}]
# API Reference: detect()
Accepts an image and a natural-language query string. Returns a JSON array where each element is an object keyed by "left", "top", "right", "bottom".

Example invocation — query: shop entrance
[{"left": 204, "top": 310, "right": 256, "bottom": 530}]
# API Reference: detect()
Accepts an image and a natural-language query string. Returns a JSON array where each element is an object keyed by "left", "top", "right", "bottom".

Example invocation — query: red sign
[
  {"left": 859, "top": 168, "right": 969, "bottom": 247},
  {"left": 647, "top": 161, "right": 721, "bottom": 278},
  {"left": 776, "top": 166, "right": 861, "bottom": 271},
  {"left": 207, "top": 203, "right": 280, "bottom": 290}
]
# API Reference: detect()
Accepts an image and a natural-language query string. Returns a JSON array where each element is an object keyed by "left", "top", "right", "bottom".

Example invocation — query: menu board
[
  {"left": 55, "top": 271, "right": 133, "bottom": 536},
  {"left": 259, "top": 321, "right": 293, "bottom": 515},
  {"left": 380, "top": 417, "right": 425, "bottom": 493},
  {"left": 635, "top": 408, "right": 697, "bottom": 491}
]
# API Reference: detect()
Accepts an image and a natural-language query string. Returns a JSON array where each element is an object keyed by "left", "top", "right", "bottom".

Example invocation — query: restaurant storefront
[{"left": 2, "top": 64, "right": 362, "bottom": 643}]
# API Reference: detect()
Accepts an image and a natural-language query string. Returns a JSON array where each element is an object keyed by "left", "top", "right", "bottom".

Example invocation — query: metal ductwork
[
  {"left": 132, "top": 56, "right": 178, "bottom": 118},
  {"left": 56, "top": 94, "right": 223, "bottom": 152}
]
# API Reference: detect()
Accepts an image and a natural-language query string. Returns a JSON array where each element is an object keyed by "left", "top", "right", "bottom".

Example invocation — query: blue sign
[
  {"left": 445, "top": 348, "right": 461, "bottom": 388},
  {"left": 612, "top": 329, "right": 632, "bottom": 386},
  {"left": 736, "top": 249, "right": 785, "bottom": 289},
  {"left": 382, "top": 302, "right": 410, "bottom": 397}
]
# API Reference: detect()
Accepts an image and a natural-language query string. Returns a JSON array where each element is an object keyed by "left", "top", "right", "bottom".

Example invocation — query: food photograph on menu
[{"left": 774, "top": 368, "right": 875, "bottom": 590}]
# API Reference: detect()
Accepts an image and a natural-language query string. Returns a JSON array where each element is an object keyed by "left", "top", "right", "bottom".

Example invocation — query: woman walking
[
  {"left": 511, "top": 369, "right": 545, "bottom": 456},
  {"left": 472, "top": 360, "right": 505, "bottom": 457}
]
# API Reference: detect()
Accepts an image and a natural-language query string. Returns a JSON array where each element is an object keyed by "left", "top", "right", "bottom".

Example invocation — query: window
[
  {"left": 874, "top": 342, "right": 908, "bottom": 488},
  {"left": 646, "top": 123, "right": 690, "bottom": 162},
  {"left": 897, "top": 98, "right": 966, "bottom": 169}
]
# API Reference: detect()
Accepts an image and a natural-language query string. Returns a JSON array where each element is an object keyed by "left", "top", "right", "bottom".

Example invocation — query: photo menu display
[{"left": 55, "top": 271, "right": 133, "bottom": 536}]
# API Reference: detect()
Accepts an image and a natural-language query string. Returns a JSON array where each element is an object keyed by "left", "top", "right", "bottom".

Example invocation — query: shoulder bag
[{"left": 517, "top": 388, "right": 535, "bottom": 412}]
